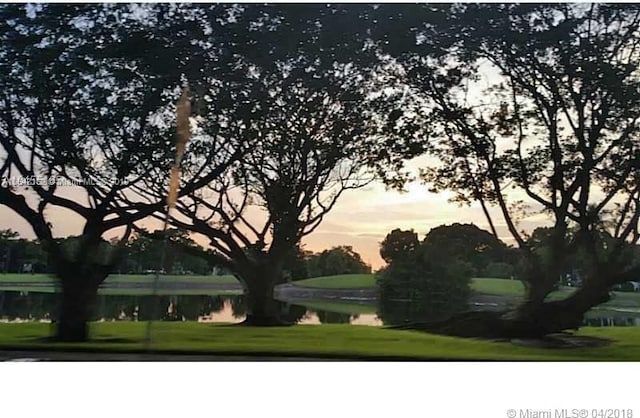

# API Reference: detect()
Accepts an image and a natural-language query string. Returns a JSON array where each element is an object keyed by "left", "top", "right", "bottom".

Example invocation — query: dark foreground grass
[{"left": 0, "top": 322, "right": 639, "bottom": 360}]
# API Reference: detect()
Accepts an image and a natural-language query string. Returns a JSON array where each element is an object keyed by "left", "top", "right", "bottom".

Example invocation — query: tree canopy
[
  {"left": 383, "top": 3, "right": 640, "bottom": 335},
  {"left": 134, "top": 5, "right": 413, "bottom": 324},
  {"left": 307, "top": 246, "right": 371, "bottom": 277},
  {"left": 0, "top": 3, "right": 241, "bottom": 339}
]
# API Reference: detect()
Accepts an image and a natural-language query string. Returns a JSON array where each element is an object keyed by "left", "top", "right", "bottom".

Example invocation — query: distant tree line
[
  {"left": 293, "top": 245, "right": 372, "bottom": 280},
  {"left": 0, "top": 228, "right": 370, "bottom": 279},
  {"left": 0, "top": 229, "right": 47, "bottom": 274}
]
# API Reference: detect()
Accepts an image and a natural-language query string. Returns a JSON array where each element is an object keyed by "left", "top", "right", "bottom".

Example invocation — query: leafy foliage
[
  {"left": 379, "top": 229, "right": 420, "bottom": 264},
  {"left": 377, "top": 239, "right": 473, "bottom": 324},
  {"left": 306, "top": 246, "right": 371, "bottom": 278},
  {"left": 377, "top": 4, "right": 640, "bottom": 329}
]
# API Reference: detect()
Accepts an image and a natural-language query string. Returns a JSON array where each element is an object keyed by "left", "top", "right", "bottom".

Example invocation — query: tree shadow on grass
[{"left": 509, "top": 333, "right": 612, "bottom": 349}]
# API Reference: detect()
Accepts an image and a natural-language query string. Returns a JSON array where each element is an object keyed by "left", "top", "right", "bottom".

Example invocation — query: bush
[
  {"left": 614, "top": 282, "right": 640, "bottom": 293},
  {"left": 376, "top": 242, "right": 473, "bottom": 324},
  {"left": 306, "top": 246, "right": 371, "bottom": 277},
  {"left": 482, "top": 261, "right": 515, "bottom": 279}
]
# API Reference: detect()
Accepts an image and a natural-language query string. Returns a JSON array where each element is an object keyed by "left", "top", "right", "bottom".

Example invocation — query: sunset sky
[
  {"left": 0, "top": 157, "right": 551, "bottom": 271},
  {"left": 0, "top": 50, "right": 550, "bottom": 271}
]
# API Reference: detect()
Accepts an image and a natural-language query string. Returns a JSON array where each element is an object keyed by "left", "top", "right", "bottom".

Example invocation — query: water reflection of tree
[
  {"left": 93, "top": 295, "right": 137, "bottom": 321},
  {"left": 377, "top": 298, "right": 463, "bottom": 327},
  {"left": 144, "top": 295, "right": 229, "bottom": 321},
  {"left": 229, "top": 295, "right": 247, "bottom": 319},
  {"left": 168, "top": 295, "right": 224, "bottom": 320},
  {"left": 315, "top": 310, "right": 355, "bottom": 324},
  {"left": 281, "top": 303, "right": 307, "bottom": 324},
  {"left": 0, "top": 291, "right": 236, "bottom": 321},
  {"left": 91, "top": 294, "right": 232, "bottom": 321},
  {"left": 227, "top": 295, "right": 307, "bottom": 324},
  {"left": 0, "top": 291, "right": 57, "bottom": 320}
]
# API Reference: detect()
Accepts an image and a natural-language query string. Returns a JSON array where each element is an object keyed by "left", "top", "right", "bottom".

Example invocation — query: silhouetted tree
[
  {"left": 391, "top": 4, "right": 640, "bottom": 335},
  {"left": 0, "top": 4, "right": 239, "bottom": 340},
  {"left": 422, "top": 223, "right": 512, "bottom": 276},
  {"left": 154, "top": 6, "right": 411, "bottom": 326},
  {"left": 379, "top": 229, "right": 420, "bottom": 264},
  {"left": 307, "top": 246, "right": 371, "bottom": 278},
  {"left": 377, "top": 227, "right": 474, "bottom": 324}
]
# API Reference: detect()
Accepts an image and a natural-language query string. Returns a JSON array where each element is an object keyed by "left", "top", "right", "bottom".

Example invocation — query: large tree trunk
[
  {"left": 56, "top": 269, "right": 106, "bottom": 342},
  {"left": 397, "top": 279, "right": 613, "bottom": 339},
  {"left": 502, "top": 281, "right": 611, "bottom": 337},
  {"left": 238, "top": 262, "right": 288, "bottom": 326}
]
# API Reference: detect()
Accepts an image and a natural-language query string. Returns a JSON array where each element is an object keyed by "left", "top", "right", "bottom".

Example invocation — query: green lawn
[
  {"left": 301, "top": 300, "right": 377, "bottom": 315},
  {"left": 0, "top": 286, "right": 57, "bottom": 293},
  {"left": 0, "top": 273, "right": 239, "bottom": 285},
  {"left": 0, "top": 273, "right": 241, "bottom": 295},
  {"left": 292, "top": 274, "right": 527, "bottom": 294},
  {"left": 470, "top": 277, "right": 525, "bottom": 296},
  {"left": 0, "top": 274, "right": 55, "bottom": 283},
  {"left": 96, "top": 288, "right": 241, "bottom": 296},
  {"left": 586, "top": 308, "right": 640, "bottom": 318},
  {"left": 607, "top": 291, "right": 640, "bottom": 308},
  {"left": 293, "top": 274, "right": 377, "bottom": 288},
  {"left": 471, "top": 277, "right": 572, "bottom": 300},
  {"left": 108, "top": 274, "right": 239, "bottom": 285},
  {"left": 0, "top": 286, "right": 242, "bottom": 296},
  {"left": 470, "top": 278, "right": 640, "bottom": 308},
  {"left": 470, "top": 277, "right": 576, "bottom": 300},
  {"left": 0, "top": 322, "right": 639, "bottom": 360}
]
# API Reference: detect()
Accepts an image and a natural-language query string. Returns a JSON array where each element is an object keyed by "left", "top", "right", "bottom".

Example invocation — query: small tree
[{"left": 377, "top": 234, "right": 473, "bottom": 325}]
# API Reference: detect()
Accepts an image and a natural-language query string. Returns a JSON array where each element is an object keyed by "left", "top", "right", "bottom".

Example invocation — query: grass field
[
  {"left": 469, "top": 277, "right": 640, "bottom": 308},
  {"left": 0, "top": 322, "right": 638, "bottom": 360},
  {"left": 294, "top": 274, "right": 528, "bottom": 293},
  {"left": 293, "top": 274, "right": 376, "bottom": 288},
  {"left": 0, "top": 273, "right": 241, "bottom": 295},
  {"left": 0, "top": 273, "right": 239, "bottom": 285},
  {"left": 470, "top": 277, "right": 525, "bottom": 296},
  {"left": 295, "top": 275, "right": 640, "bottom": 303},
  {"left": 301, "top": 300, "right": 377, "bottom": 315}
]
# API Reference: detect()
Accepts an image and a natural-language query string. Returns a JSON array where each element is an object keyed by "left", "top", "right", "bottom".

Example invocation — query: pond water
[
  {"left": 0, "top": 290, "right": 636, "bottom": 327},
  {"left": 0, "top": 291, "right": 382, "bottom": 325}
]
